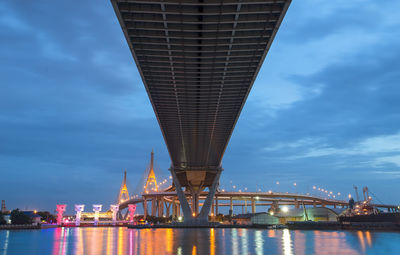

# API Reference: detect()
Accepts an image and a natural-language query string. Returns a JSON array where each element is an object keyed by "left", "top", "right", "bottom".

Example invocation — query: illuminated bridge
[{"left": 111, "top": 0, "right": 291, "bottom": 223}]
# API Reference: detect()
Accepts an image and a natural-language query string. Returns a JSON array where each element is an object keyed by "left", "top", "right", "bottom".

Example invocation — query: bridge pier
[
  {"left": 215, "top": 196, "right": 219, "bottom": 215},
  {"left": 170, "top": 167, "right": 222, "bottom": 225},
  {"left": 165, "top": 201, "right": 171, "bottom": 218},
  {"left": 143, "top": 199, "right": 147, "bottom": 220},
  {"left": 158, "top": 197, "right": 164, "bottom": 217},
  {"left": 151, "top": 199, "right": 156, "bottom": 217},
  {"left": 74, "top": 205, "right": 84, "bottom": 226}
]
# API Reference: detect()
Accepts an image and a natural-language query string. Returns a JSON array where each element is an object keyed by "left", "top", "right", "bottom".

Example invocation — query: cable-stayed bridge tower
[
  {"left": 144, "top": 150, "right": 159, "bottom": 193},
  {"left": 118, "top": 170, "right": 130, "bottom": 204}
]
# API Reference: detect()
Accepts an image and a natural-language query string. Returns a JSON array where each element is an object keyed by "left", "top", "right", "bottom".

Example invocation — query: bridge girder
[{"left": 112, "top": 0, "right": 291, "bottom": 223}]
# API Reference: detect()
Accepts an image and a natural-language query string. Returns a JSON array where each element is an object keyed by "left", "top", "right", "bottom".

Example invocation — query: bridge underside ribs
[{"left": 111, "top": 0, "right": 292, "bottom": 224}]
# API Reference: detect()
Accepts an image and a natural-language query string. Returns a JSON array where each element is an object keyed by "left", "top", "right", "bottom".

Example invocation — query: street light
[{"left": 281, "top": 206, "right": 289, "bottom": 213}]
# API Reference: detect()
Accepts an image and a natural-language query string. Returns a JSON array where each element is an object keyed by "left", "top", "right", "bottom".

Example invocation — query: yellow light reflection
[
  {"left": 106, "top": 227, "right": 113, "bottom": 255},
  {"left": 192, "top": 245, "right": 197, "bottom": 255},
  {"left": 357, "top": 231, "right": 366, "bottom": 252},
  {"left": 166, "top": 228, "right": 173, "bottom": 253},
  {"left": 365, "top": 231, "right": 372, "bottom": 247},
  {"left": 268, "top": 230, "right": 276, "bottom": 238},
  {"left": 75, "top": 228, "right": 83, "bottom": 255},
  {"left": 118, "top": 227, "right": 124, "bottom": 255},
  {"left": 210, "top": 228, "right": 215, "bottom": 255}
]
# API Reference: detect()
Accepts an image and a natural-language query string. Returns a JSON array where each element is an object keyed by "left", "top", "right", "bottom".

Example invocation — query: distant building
[
  {"left": 232, "top": 207, "right": 345, "bottom": 225},
  {"left": 251, "top": 213, "right": 280, "bottom": 225},
  {"left": 1, "top": 200, "right": 8, "bottom": 214},
  {"left": 275, "top": 207, "right": 344, "bottom": 224},
  {"left": 232, "top": 213, "right": 280, "bottom": 225},
  {"left": 22, "top": 211, "right": 42, "bottom": 224}
]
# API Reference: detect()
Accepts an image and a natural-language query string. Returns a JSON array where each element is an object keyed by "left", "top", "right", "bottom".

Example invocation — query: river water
[{"left": 1, "top": 227, "right": 399, "bottom": 254}]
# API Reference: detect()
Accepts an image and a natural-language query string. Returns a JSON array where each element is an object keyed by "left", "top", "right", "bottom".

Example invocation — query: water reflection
[
  {"left": 2, "top": 230, "right": 9, "bottom": 255},
  {"left": 1, "top": 227, "right": 400, "bottom": 254},
  {"left": 282, "top": 229, "right": 293, "bottom": 255},
  {"left": 254, "top": 230, "right": 263, "bottom": 255}
]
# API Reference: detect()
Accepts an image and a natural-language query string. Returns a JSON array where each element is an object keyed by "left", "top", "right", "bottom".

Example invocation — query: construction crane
[
  {"left": 362, "top": 186, "right": 370, "bottom": 201},
  {"left": 353, "top": 185, "right": 360, "bottom": 201}
]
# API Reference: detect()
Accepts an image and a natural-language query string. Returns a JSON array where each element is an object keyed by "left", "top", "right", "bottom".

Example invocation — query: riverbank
[
  {"left": 0, "top": 224, "right": 41, "bottom": 230},
  {"left": 127, "top": 221, "right": 400, "bottom": 231}
]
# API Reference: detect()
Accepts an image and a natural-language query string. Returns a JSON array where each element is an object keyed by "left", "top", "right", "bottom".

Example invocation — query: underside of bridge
[{"left": 112, "top": 0, "right": 291, "bottom": 224}]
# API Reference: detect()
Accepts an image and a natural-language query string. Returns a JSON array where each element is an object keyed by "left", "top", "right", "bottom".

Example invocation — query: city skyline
[{"left": 1, "top": 0, "right": 400, "bottom": 212}]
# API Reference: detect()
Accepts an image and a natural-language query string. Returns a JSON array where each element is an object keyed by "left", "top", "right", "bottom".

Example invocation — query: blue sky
[{"left": 1, "top": 0, "right": 400, "bottom": 212}]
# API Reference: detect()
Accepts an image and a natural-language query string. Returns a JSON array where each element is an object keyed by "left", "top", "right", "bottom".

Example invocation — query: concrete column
[
  {"left": 313, "top": 200, "right": 316, "bottom": 208},
  {"left": 211, "top": 199, "right": 215, "bottom": 215},
  {"left": 215, "top": 196, "right": 219, "bottom": 215},
  {"left": 92, "top": 204, "right": 102, "bottom": 226},
  {"left": 334, "top": 204, "right": 336, "bottom": 209},
  {"left": 165, "top": 201, "right": 171, "bottom": 218},
  {"left": 251, "top": 198, "right": 255, "bottom": 214},
  {"left": 244, "top": 200, "right": 247, "bottom": 214},
  {"left": 230, "top": 197, "right": 233, "bottom": 211},
  {"left": 170, "top": 169, "right": 193, "bottom": 221},
  {"left": 158, "top": 198, "right": 164, "bottom": 217},
  {"left": 75, "top": 205, "right": 84, "bottom": 226},
  {"left": 294, "top": 199, "right": 299, "bottom": 209},
  {"left": 151, "top": 199, "right": 156, "bottom": 216},
  {"left": 128, "top": 204, "right": 136, "bottom": 224},
  {"left": 110, "top": 205, "right": 119, "bottom": 226},
  {"left": 143, "top": 199, "right": 147, "bottom": 220},
  {"left": 188, "top": 185, "right": 201, "bottom": 216},
  {"left": 198, "top": 170, "right": 222, "bottom": 221},
  {"left": 171, "top": 198, "right": 176, "bottom": 219},
  {"left": 56, "top": 204, "right": 66, "bottom": 225}
]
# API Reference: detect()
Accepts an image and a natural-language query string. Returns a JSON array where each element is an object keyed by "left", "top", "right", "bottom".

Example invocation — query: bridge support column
[
  {"left": 56, "top": 204, "right": 66, "bottom": 226},
  {"left": 170, "top": 169, "right": 194, "bottom": 222},
  {"left": 166, "top": 201, "right": 171, "bottom": 218},
  {"left": 110, "top": 205, "right": 118, "bottom": 226},
  {"left": 251, "top": 198, "right": 255, "bottom": 214},
  {"left": 171, "top": 198, "right": 176, "bottom": 219},
  {"left": 158, "top": 198, "right": 164, "bottom": 217},
  {"left": 215, "top": 196, "right": 219, "bottom": 215},
  {"left": 143, "top": 199, "right": 147, "bottom": 221},
  {"left": 128, "top": 204, "right": 136, "bottom": 224},
  {"left": 75, "top": 205, "right": 85, "bottom": 226},
  {"left": 199, "top": 170, "right": 221, "bottom": 222},
  {"left": 151, "top": 199, "right": 156, "bottom": 217},
  {"left": 92, "top": 204, "right": 102, "bottom": 226},
  {"left": 171, "top": 167, "right": 222, "bottom": 225},
  {"left": 188, "top": 185, "right": 201, "bottom": 216},
  {"left": 294, "top": 199, "right": 299, "bottom": 209}
]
